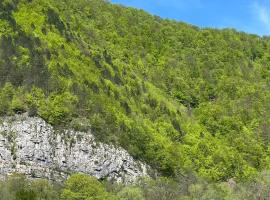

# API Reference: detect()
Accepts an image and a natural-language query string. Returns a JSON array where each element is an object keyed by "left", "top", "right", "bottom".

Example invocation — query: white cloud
[{"left": 252, "top": 2, "right": 270, "bottom": 31}]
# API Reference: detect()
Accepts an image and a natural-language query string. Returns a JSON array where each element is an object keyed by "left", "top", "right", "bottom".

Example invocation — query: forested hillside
[{"left": 1, "top": 0, "right": 270, "bottom": 187}]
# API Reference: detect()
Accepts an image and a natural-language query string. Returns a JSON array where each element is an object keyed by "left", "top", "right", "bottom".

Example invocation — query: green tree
[
  {"left": 117, "top": 187, "right": 145, "bottom": 200},
  {"left": 61, "top": 174, "right": 117, "bottom": 200}
]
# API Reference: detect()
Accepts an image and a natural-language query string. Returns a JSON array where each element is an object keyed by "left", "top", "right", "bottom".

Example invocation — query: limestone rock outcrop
[{"left": 0, "top": 116, "right": 149, "bottom": 183}]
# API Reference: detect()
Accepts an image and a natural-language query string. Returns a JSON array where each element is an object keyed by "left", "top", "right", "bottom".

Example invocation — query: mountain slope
[{"left": 1, "top": 0, "right": 270, "bottom": 181}]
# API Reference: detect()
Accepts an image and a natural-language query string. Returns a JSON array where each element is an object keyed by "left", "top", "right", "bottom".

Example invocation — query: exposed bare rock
[{"left": 0, "top": 116, "right": 149, "bottom": 183}]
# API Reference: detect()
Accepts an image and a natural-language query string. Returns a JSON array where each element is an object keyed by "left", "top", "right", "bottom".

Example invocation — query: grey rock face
[{"left": 0, "top": 116, "right": 149, "bottom": 183}]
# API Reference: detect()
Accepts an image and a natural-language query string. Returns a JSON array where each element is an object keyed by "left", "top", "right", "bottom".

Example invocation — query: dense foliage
[
  {"left": 2, "top": 173, "right": 270, "bottom": 200},
  {"left": 1, "top": 0, "right": 270, "bottom": 183}
]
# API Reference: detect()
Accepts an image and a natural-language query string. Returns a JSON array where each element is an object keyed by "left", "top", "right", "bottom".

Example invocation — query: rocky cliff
[{"left": 0, "top": 116, "right": 149, "bottom": 183}]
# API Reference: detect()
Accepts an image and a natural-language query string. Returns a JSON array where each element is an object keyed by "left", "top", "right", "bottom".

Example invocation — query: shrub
[{"left": 61, "top": 174, "right": 117, "bottom": 200}]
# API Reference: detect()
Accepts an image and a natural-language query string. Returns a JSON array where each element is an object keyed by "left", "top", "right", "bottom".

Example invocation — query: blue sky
[{"left": 110, "top": 0, "right": 270, "bottom": 36}]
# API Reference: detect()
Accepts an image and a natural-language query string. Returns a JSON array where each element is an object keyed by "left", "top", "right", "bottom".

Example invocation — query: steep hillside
[{"left": 1, "top": 0, "right": 270, "bottom": 182}]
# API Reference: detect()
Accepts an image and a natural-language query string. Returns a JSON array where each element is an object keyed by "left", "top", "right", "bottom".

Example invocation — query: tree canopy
[{"left": 1, "top": 0, "right": 270, "bottom": 182}]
